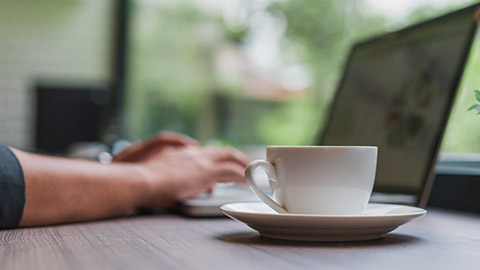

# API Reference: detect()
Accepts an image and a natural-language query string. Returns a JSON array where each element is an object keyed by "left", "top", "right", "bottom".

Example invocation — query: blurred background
[{"left": 1, "top": 0, "right": 480, "bottom": 154}]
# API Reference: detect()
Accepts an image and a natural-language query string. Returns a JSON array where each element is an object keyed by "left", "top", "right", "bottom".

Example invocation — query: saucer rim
[{"left": 220, "top": 202, "right": 427, "bottom": 219}]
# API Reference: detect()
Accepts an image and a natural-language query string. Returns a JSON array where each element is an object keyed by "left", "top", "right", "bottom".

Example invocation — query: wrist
[
  {"left": 130, "top": 163, "right": 181, "bottom": 210},
  {"left": 130, "top": 164, "right": 155, "bottom": 208}
]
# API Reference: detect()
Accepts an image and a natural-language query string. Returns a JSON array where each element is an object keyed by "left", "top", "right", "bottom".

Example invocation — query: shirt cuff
[{"left": 0, "top": 145, "right": 26, "bottom": 229}]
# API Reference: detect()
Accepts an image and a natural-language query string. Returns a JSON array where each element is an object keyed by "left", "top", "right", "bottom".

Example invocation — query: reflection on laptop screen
[{"left": 320, "top": 6, "right": 478, "bottom": 204}]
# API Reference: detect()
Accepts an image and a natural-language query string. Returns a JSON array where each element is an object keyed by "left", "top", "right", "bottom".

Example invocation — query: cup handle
[{"left": 245, "top": 160, "right": 287, "bottom": 213}]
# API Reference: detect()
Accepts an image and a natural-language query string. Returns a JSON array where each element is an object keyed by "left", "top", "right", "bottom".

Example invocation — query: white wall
[{"left": 0, "top": 0, "right": 113, "bottom": 148}]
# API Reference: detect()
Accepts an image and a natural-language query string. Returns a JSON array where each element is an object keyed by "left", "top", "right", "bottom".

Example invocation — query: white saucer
[{"left": 221, "top": 202, "right": 426, "bottom": 242}]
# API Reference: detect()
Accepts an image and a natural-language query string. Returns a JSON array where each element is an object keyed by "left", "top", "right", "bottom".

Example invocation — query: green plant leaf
[
  {"left": 467, "top": 104, "right": 480, "bottom": 111},
  {"left": 475, "top": 89, "right": 480, "bottom": 103}
]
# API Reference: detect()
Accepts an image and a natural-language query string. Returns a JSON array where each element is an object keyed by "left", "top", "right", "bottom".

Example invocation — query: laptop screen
[{"left": 319, "top": 5, "right": 479, "bottom": 205}]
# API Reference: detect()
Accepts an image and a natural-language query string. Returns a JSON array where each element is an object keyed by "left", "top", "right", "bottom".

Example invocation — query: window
[{"left": 124, "top": 0, "right": 480, "bottom": 153}]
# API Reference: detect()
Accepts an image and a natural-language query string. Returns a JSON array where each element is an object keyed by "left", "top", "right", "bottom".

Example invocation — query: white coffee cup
[{"left": 245, "top": 146, "right": 377, "bottom": 215}]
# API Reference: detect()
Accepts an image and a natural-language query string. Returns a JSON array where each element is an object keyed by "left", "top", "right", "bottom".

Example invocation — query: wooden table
[{"left": 1, "top": 208, "right": 479, "bottom": 270}]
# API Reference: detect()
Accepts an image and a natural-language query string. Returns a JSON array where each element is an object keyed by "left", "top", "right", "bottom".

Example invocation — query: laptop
[{"left": 179, "top": 4, "right": 480, "bottom": 216}]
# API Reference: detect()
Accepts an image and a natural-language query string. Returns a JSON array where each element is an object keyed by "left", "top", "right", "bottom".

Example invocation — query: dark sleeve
[{"left": 0, "top": 145, "right": 25, "bottom": 229}]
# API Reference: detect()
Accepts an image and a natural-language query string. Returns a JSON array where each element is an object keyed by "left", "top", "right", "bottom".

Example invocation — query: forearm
[{"left": 11, "top": 148, "right": 151, "bottom": 227}]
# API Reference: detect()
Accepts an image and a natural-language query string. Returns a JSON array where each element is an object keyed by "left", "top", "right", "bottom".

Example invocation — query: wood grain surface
[{"left": 1, "top": 208, "right": 479, "bottom": 270}]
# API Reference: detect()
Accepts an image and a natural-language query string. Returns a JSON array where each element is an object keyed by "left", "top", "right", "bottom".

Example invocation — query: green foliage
[
  {"left": 126, "top": 0, "right": 220, "bottom": 139},
  {"left": 251, "top": 0, "right": 388, "bottom": 145},
  {"left": 468, "top": 104, "right": 480, "bottom": 111},
  {"left": 268, "top": 0, "right": 386, "bottom": 99},
  {"left": 256, "top": 97, "right": 323, "bottom": 145},
  {"left": 475, "top": 89, "right": 480, "bottom": 103},
  {"left": 125, "top": 0, "right": 480, "bottom": 153},
  {"left": 467, "top": 90, "right": 480, "bottom": 115},
  {"left": 442, "top": 37, "right": 480, "bottom": 152},
  {"left": 222, "top": 23, "right": 248, "bottom": 44}
]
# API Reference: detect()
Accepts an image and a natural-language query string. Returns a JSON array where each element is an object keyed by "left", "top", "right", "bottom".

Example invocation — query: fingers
[
  {"left": 113, "top": 132, "right": 197, "bottom": 162},
  {"left": 206, "top": 147, "right": 250, "bottom": 167},
  {"left": 148, "top": 132, "right": 198, "bottom": 147},
  {"left": 211, "top": 161, "right": 246, "bottom": 183},
  {"left": 113, "top": 144, "right": 144, "bottom": 162},
  {"left": 196, "top": 147, "right": 249, "bottom": 184}
]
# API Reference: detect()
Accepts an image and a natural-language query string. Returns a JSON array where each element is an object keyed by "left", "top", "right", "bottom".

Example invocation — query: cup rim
[{"left": 266, "top": 145, "right": 377, "bottom": 149}]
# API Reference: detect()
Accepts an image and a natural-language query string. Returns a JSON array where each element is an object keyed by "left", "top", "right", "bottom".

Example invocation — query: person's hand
[
  {"left": 138, "top": 145, "right": 249, "bottom": 210},
  {"left": 113, "top": 132, "right": 198, "bottom": 162}
]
